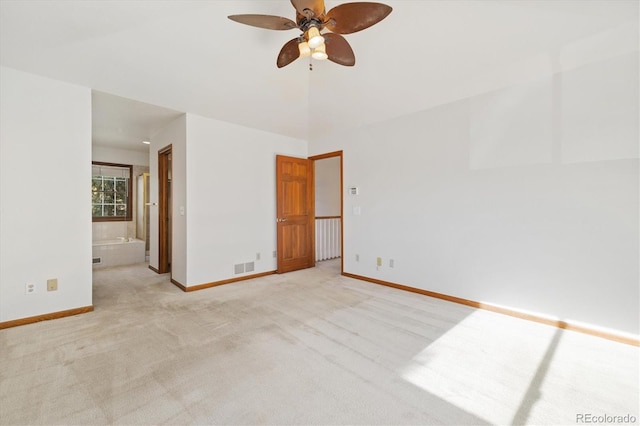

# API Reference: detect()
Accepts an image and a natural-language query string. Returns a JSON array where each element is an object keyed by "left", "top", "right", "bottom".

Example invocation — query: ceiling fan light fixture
[
  {"left": 311, "top": 43, "right": 328, "bottom": 60},
  {"left": 229, "top": 0, "right": 392, "bottom": 68},
  {"left": 298, "top": 40, "right": 311, "bottom": 58},
  {"left": 306, "top": 26, "right": 324, "bottom": 49}
]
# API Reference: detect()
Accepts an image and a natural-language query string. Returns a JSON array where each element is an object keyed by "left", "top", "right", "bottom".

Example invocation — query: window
[{"left": 92, "top": 162, "right": 133, "bottom": 221}]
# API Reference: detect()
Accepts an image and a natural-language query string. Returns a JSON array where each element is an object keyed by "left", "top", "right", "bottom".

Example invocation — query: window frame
[{"left": 92, "top": 161, "right": 133, "bottom": 222}]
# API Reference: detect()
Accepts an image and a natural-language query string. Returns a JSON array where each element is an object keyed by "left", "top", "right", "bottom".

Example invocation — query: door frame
[
  {"left": 158, "top": 144, "right": 172, "bottom": 274},
  {"left": 309, "top": 150, "right": 344, "bottom": 274}
]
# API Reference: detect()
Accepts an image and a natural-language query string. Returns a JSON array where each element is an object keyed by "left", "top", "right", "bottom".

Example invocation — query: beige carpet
[{"left": 1, "top": 260, "right": 638, "bottom": 425}]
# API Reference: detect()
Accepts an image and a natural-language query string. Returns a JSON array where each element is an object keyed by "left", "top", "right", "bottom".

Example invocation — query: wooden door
[
  {"left": 276, "top": 155, "right": 314, "bottom": 273},
  {"left": 158, "top": 145, "right": 172, "bottom": 274}
]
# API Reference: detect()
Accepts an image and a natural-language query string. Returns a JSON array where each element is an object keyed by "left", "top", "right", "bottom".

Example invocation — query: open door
[{"left": 276, "top": 155, "right": 314, "bottom": 273}]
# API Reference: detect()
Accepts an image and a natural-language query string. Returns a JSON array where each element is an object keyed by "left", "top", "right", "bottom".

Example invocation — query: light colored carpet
[{"left": 1, "top": 260, "right": 638, "bottom": 425}]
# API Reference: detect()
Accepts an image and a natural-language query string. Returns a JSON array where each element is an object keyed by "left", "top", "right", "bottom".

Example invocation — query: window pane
[
  {"left": 115, "top": 179, "right": 127, "bottom": 193},
  {"left": 103, "top": 179, "right": 114, "bottom": 191},
  {"left": 92, "top": 163, "right": 131, "bottom": 221},
  {"left": 91, "top": 178, "right": 103, "bottom": 192}
]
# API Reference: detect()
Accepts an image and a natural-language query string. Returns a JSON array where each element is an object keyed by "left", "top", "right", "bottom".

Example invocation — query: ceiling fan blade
[
  {"left": 324, "top": 33, "right": 355, "bottom": 66},
  {"left": 290, "top": 0, "right": 326, "bottom": 19},
  {"left": 228, "top": 14, "right": 297, "bottom": 30},
  {"left": 277, "top": 38, "right": 301, "bottom": 68},
  {"left": 325, "top": 2, "right": 392, "bottom": 34}
]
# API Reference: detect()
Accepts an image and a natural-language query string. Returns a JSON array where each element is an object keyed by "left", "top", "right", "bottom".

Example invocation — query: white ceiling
[{"left": 1, "top": 0, "right": 637, "bottom": 152}]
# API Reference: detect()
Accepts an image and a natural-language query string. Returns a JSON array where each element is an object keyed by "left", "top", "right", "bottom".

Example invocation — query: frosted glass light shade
[
  {"left": 307, "top": 27, "right": 324, "bottom": 49},
  {"left": 298, "top": 41, "right": 311, "bottom": 58},
  {"left": 311, "top": 43, "right": 328, "bottom": 60}
]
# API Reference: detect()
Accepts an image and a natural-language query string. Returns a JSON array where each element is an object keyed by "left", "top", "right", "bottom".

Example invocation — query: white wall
[
  {"left": 148, "top": 114, "right": 306, "bottom": 287},
  {"left": 148, "top": 114, "right": 187, "bottom": 284},
  {"left": 184, "top": 114, "right": 307, "bottom": 286},
  {"left": 309, "top": 52, "right": 639, "bottom": 336},
  {"left": 0, "top": 67, "right": 92, "bottom": 322},
  {"left": 92, "top": 145, "right": 149, "bottom": 166},
  {"left": 315, "top": 156, "right": 341, "bottom": 217}
]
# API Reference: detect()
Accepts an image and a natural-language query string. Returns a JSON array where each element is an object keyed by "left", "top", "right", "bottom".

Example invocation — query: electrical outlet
[
  {"left": 376, "top": 257, "right": 382, "bottom": 267},
  {"left": 256, "top": 252, "right": 261, "bottom": 261},
  {"left": 25, "top": 283, "right": 36, "bottom": 295},
  {"left": 355, "top": 254, "right": 359, "bottom": 262},
  {"left": 47, "top": 278, "right": 58, "bottom": 292},
  {"left": 389, "top": 259, "right": 394, "bottom": 268},
  {"left": 273, "top": 250, "right": 277, "bottom": 258}
]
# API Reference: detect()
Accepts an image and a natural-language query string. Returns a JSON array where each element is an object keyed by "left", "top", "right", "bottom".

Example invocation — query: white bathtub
[{"left": 92, "top": 238, "right": 146, "bottom": 268}]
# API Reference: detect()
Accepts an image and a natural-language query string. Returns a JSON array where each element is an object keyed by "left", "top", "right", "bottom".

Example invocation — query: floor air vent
[
  {"left": 234, "top": 262, "right": 255, "bottom": 274},
  {"left": 92, "top": 257, "right": 102, "bottom": 265}
]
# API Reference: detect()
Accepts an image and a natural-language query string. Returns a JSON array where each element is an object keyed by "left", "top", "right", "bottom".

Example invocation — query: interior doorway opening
[
  {"left": 274, "top": 151, "right": 343, "bottom": 275},
  {"left": 158, "top": 145, "right": 172, "bottom": 274},
  {"left": 311, "top": 151, "right": 343, "bottom": 273}
]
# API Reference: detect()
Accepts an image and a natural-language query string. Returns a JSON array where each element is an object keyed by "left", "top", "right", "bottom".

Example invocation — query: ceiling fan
[{"left": 228, "top": 0, "right": 392, "bottom": 68}]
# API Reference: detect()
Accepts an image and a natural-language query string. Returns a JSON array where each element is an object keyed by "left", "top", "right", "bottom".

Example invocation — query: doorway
[
  {"left": 136, "top": 172, "right": 150, "bottom": 257},
  {"left": 158, "top": 145, "right": 172, "bottom": 274},
  {"left": 275, "top": 151, "right": 343, "bottom": 274},
  {"left": 310, "top": 151, "right": 343, "bottom": 273}
]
